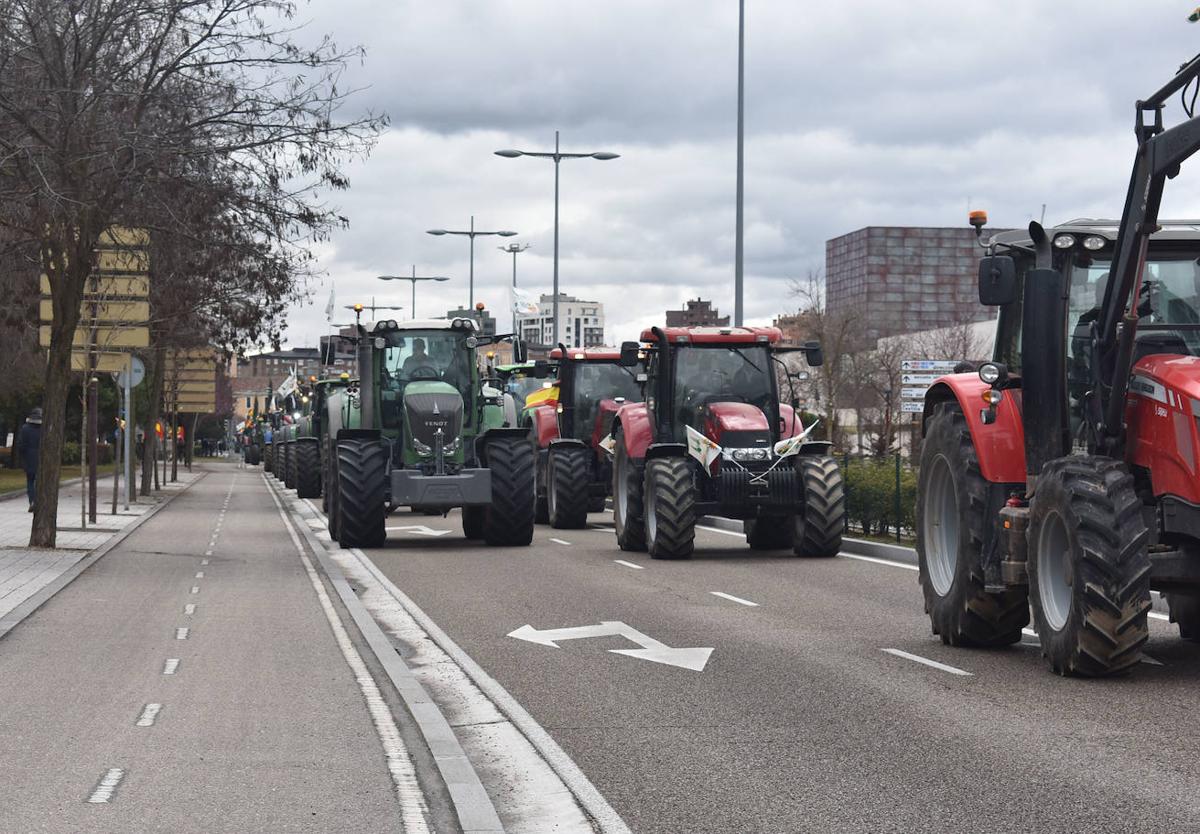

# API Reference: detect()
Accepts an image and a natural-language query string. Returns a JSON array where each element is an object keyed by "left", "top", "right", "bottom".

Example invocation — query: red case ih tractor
[
  {"left": 609, "top": 325, "right": 841, "bottom": 559},
  {"left": 917, "top": 53, "right": 1200, "bottom": 676},
  {"left": 526, "top": 345, "right": 644, "bottom": 528}
]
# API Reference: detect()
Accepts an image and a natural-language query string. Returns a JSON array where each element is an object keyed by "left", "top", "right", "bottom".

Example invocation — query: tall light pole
[
  {"left": 495, "top": 132, "right": 619, "bottom": 345},
  {"left": 377, "top": 268, "right": 449, "bottom": 320},
  {"left": 734, "top": 0, "right": 745, "bottom": 327},
  {"left": 426, "top": 216, "right": 517, "bottom": 316},
  {"left": 499, "top": 242, "right": 531, "bottom": 333}
]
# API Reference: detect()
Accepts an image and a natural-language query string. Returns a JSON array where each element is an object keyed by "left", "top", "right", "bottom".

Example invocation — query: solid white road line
[
  {"left": 87, "top": 768, "right": 126, "bottom": 804},
  {"left": 175, "top": 628, "right": 189, "bottom": 640},
  {"left": 841, "top": 552, "right": 919, "bottom": 572},
  {"left": 549, "top": 537, "right": 572, "bottom": 546},
  {"left": 613, "top": 559, "right": 644, "bottom": 570},
  {"left": 710, "top": 591, "right": 759, "bottom": 607},
  {"left": 881, "top": 648, "right": 973, "bottom": 676},
  {"left": 1150, "top": 611, "right": 1170, "bottom": 621},
  {"left": 135, "top": 703, "right": 162, "bottom": 727},
  {"left": 263, "top": 478, "right": 431, "bottom": 833},
  {"left": 162, "top": 659, "right": 180, "bottom": 675}
]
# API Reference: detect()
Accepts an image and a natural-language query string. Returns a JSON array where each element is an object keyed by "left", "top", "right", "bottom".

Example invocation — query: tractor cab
[{"left": 549, "top": 345, "right": 643, "bottom": 444}]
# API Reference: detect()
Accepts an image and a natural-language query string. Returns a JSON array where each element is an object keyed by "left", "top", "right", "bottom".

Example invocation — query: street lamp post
[
  {"left": 426, "top": 217, "right": 516, "bottom": 317},
  {"left": 499, "top": 242, "right": 531, "bottom": 333},
  {"left": 495, "top": 132, "right": 619, "bottom": 346},
  {"left": 344, "top": 299, "right": 403, "bottom": 317},
  {"left": 734, "top": 0, "right": 745, "bottom": 327},
  {"left": 377, "top": 268, "right": 450, "bottom": 320}
]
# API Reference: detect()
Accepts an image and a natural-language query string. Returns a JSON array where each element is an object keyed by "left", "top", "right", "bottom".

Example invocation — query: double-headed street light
[
  {"left": 499, "top": 242, "right": 531, "bottom": 333},
  {"left": 344, "top": 300, "right": 403, "bottom": 316},
  {"left": 426, "top": 217, "right": 516, "bottom": 315},
  {"left": 495, "top": 131, "right": 619, "bottom": 346},
  {"left": 376, "top": 267, "right": 450, "bottom": 320}
]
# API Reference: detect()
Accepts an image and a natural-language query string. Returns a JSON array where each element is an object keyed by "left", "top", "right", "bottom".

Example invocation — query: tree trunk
[{"left": 141, "top": 344, "right": 165, "bottom": 496}]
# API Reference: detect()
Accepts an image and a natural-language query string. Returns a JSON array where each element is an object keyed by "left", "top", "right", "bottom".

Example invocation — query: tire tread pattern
[
  {"left": 645, "top": 457, "right": 696, "bottom": 560},
  {"left": 795, "top": 455, "right": 845, "bottom": 557},
  {"left": 294, "top": 439, "right": 322, "bottom": 499},
  {"left": 483, "top": 438, "right": 535, "bottom": 546},
  {"left": 549, "top": 446, "right": 590, "bottom": 529},
  {"left": 336, "top": 440, "right": 387, "bottom": 549}
]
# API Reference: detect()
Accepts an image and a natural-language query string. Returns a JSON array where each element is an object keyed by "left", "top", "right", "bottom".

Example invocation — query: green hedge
[
  {"left": 842, "top": 455, "right": 917, "bottom": 538},
  {"left": 60, "top": 442, "right": 115, "bottom": 466}
]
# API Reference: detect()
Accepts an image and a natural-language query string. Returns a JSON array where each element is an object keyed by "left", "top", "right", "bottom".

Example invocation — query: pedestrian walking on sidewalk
[{"left": 16, "top": 408, "right": 42, "bottom": 512}]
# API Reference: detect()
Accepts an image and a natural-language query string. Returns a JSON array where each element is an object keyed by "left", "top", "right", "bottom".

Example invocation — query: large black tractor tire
[
  {"left": 548, "top": 446, "right": 590, "bottom": 529},
  {"left": 612, "top": 427, "right": 645, "bottom": 551},
  {"left": 284, "top": 442, "right": 297, "bottom": 490},
  {"left": 794, "top": 455, "right": 846, "bottom": 557},
  {"left": 1167, "top": 593, "right": 1200, "bottom": 642},
  {"left": 335, "top": 440, "right": 388, "bottom": 549},
  {"left": 462, "top": 506, "right": 486, "bottom": 539},
  {"left": 263, "top": 444, "right": 273, "bottom": 473},
  {"left": 1027, "top": 456, "right": 1151, "bottom": 677},
  {"left": 644, "top": 457, "right": 696, "bottom": 560},
  {"left": 483, "top": 438, "right": 535, "bottom": 546},
  {"left": 274, "top": 443, "right": 285, "bottom": 480},
  {"left": 321, "top": 444, "right": 333, "bottom": 515},
  {"left": 294, "top": 439, "right": 322, "bottom": 499},
  {"left": 746, "top": 516, "right": 793, "bottom": 550},
  {"left": 917, "top": 403, "right": 1029, "bottom": 648}
]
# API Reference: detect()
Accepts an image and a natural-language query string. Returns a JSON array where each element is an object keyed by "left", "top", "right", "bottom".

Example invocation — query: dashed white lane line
[
  {"left": 710, "top": 591, "right": 759, "bottom": 607},
  {"left": 135, "top": 703, "right": 162, "bottom": 727},
  {"left": 194, "top": 571, "right": 204, "bottom": 579},
  {"left": 841, "top": 553, "right": 919, "bottom": 572},
  {"left": 175, "top": 628, "right": 189, "bottom": 640},
  {"left": 201, "top": 558, "right": 209, "bottom": 565},
  {"left": 549, "top": 537, "right": 572, "bottom": 546},
  {"left": 882, "top": 648, "right": 973, "bottom": 676},
  {"left": 162, "top": 659, "right": 180, "bottom": 675},
  {"left": 204, "top": 551, "right": 212, "bottom": 557},
  {"left": 613, "top": 559, "right": 644, "bottom": 570},
  {"left": 87, "top": 768, "right": 126, "bottom": 803},
  {"left": 696, "top": 524, "right": 743, "bottom": 538},
  {"left": 190, "top": 586, "right": 199, "bottom": 594},
  {"left": 1150, "top": 611, "right": 1170, "bottom": 621},
  {"left": 184, "top": 604, "right": 196, "bottom": 615}
]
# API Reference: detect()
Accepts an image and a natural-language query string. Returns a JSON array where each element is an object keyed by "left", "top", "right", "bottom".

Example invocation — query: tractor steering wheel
[{"left": 406, "top": 365, "right": 440, "bottom": 380}]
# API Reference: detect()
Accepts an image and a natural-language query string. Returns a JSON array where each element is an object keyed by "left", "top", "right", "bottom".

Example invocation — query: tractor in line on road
[
  {"left": 608, "top": 325, "right": 840, "bottom": 559},
  {"left": 917, "top": 52, "right": 1200, "bottom": 676},
  {"left": 323, "top": 317, "right": 535, "bottom": 548},
  {"left": 525, "top": 345, "right": 644, "bottom": 528}
]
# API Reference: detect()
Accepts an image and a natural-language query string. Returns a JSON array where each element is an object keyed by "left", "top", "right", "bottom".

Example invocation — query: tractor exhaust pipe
[
  {"left": 1020, "top": 223, "right": 1070, "bottom": 489},
  {"left": 356, "top": 325, "right": 375, "bottom": 430},
  {"left": 651, "top": 326, "right": 672, "bottom": 442}
]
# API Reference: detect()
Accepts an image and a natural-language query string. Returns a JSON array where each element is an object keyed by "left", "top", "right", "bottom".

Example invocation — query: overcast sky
[{"left": 277, "top": 1, "right": 1200, "bottom": 349}]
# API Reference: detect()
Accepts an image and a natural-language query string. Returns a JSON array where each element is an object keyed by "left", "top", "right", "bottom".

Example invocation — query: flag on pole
[
  {"left": 511, "top": 286, "right": 539, "bottom": 315},
  {"left": 324, "top": 287, "right": 336, "bottom": 322},
  {"left": 276, "top": 370, "right": 297, "bottom": 400}
]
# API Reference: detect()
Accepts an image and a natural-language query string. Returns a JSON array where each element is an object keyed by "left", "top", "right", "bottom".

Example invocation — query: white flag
[
  {"left": 511, "top": 285, "right": 539, "bottom": 315},
  {"left": 686, "top": 425, "right": 722, "bottom": 469},
  {"left": 276, "top": 371, "right": 297, "bottom": 400},
  {"left": 324, "top": 287, "right": 336, "bottom": 322}
]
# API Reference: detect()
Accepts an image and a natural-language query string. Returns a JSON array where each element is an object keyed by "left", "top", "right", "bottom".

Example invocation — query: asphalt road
[
  {"left": 353, "top": 505, "right": 1200, "bottom": 834},
  {"left": 0, "top": 465, "right": 442, "bottom": 834}
]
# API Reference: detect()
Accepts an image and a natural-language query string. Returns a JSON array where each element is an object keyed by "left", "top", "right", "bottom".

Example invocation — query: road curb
[
  {"left": 271, "top": 480, "right": 505, "bottom": 834},
  {"left": 0, "top": 472, "right": 207, "bottom": 641}
]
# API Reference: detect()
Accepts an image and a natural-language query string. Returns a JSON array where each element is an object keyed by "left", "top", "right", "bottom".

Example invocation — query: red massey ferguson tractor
[
  {"left": 917, "top": 53, "right": 1200, "bottom": 676},
  {"left": 526, "top": 344, "right": 644, "bottom": 528},
  {"left": 609, "top": 325, "right": 842, "bottom": 559}
]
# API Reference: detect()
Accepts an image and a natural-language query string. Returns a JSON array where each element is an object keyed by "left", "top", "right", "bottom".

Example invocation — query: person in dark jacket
[{"left": 16, "top": 408, "right": 42, "bottom": 512}]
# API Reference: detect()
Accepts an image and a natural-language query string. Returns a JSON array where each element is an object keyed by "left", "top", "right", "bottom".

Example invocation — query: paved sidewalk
[{"left": 0, "top": 471, "right": 201, "bottom": 627}]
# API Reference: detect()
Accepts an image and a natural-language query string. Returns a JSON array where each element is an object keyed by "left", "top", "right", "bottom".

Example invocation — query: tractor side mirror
[
  {"left": 978, "top": 255, "right": 1017, "bottom": 306},
  {"left": 803, "top": 341, "right": 824, "bottom": 367},
  {"left": 532, "top": 359, "right": 551, "bottom": 379},
  {"left": 619, "top": 341, "right": 640, "bottom": 367}
]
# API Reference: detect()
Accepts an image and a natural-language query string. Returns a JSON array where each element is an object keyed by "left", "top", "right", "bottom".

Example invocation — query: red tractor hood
[
  {"left": 703, "top": 402, "right": 769, "bottom": 443},
  {"left": 1127, "top": 354, "right": 1200, "bottom": 503}
]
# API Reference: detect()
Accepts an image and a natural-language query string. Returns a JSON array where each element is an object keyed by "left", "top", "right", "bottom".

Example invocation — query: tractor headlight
[
  {"left": 731, "top": 448, "right": 769, "bottom": 462},
  {"left": 413, "top": 438, "right": 432, "bottom": 456},
  {"left": 1082, "top": 235, "right": 1106, "bottom": 251},
  {"left": 978, "top": 363, "right": 1001, "bottom": 385},
  {"left": 444, "top": 437, "right": 460, "bottom": 454},
  {"left": 1053, "top": 234, "right": 1076, "bottom": 249}
]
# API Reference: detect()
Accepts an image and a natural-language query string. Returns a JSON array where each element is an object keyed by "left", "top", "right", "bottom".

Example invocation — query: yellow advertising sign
[
  {"left": 40, "top": 275, "right": 150, "bottom": 297},
  {"left": 70, "top": 353, "right": 132, "bottom": 373},
  {"left": 97, "top": 249, "right": 149, "bottom": 273},
  {"left": 40, "top": 325, "right": 150, "bottom": 349},
  {"left": 171, "top": 381, "right": 216, "bottom": 395},
  {"left": 172, "top": 398, "right": 217, "bottom": 413},
  {"left": 99, "top": 226, "right": 150, "bottom": 247},
  {"left": 39, "top": 300, "right": 150, "bottom": 324}
]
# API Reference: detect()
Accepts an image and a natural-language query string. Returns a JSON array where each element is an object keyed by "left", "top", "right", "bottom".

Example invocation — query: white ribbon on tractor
[{"left": 773, "top": 418, "right": 819, "bottom": 458}]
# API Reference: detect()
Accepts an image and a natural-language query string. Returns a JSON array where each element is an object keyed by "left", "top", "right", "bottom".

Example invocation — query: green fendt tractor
[
  {"left": 288, "top": 374, "right": 352, "bottom": 502},
  {"left": 324, "top": 317, "right": 535, "bottom": 548}
]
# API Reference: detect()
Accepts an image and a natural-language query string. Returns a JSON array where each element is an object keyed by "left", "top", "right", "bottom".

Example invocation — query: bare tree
[{"left": 0, "top": 0, "right": 382, "bottom": 545}]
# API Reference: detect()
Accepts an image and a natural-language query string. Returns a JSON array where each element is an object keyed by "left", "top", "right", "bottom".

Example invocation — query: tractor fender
[
  {"left": 646, "top": 442, "right": 686, "bottom": 460},
  {"left": 528, "top": 405, "right": 560, "bottom": 449},
  {"left": 337, "top": 428, "right": 382, "bottom": 442},
  {"left": 549, "top": 437, "right": 587, "bottom": 450},
  {"left": 795, "top": 441, "right": 833, "bottom": 456},
  {"left": 923, "top": 377, "right": 1025, "bottom": 484},
  {"left": 612, "top": 403, "right": 654, "bottom": 459}
]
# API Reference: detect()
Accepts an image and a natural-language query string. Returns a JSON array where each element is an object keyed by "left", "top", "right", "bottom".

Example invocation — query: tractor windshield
[
  {"left": 568, "top": 362, "right": 643, "bottom": 440},
  {"left": 671, "top": 345, "right": 776, "bottom": 432},
  {"left": 380, "top": 331, "right": 474, "bottom": 398},
  {"left": 1070, "top": 257, "right": 1200, "bottom": 352}
]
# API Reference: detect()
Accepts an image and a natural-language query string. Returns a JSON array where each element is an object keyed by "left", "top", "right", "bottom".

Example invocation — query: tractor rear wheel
[
  {"left": 274, "top": 443, "right": 285, "bottom": 480},
  {"left": 1167, "top": 593, "right": 1200, "bottom": 642},
  {"left": 263, "top": 444, "right": 273, "bottom": 473},
  {"left": 548, "top": 445, "right": 590, "bottom": 529},
  {"left": 917, "top": 403, "right": 1028, "bottom": 647},
  {"left": 284, "top": 442, "right": 297, "bottom": 490},
  {"left": 794, "top": 455, "right": 845, "bottom": 557},
  {"left": 335, "top": 439, "right": 387, "bottom": 549},
  {"left": 294, "top": 439, "right": 321, "bottom": 499},
  {"left": 644, "top": 457, "right": 695, "bottom": 560},
  {"left": 462, "top": 506, "right": 485, "bottom": 539},
  {"left": 746, "top": 516, "right": 792, "bottom": 550},
  {"left": 483, "top": 438, "right": 535, "bottom": 546},
  {"left": 612, "top": 427, "right": 645, "bottom": 551},
  {"left": 1028, "top": 456, "right": 1151, "bottom": 676},
  {"left": 327, "top": 448, "right": 341, "bottom": 540}
]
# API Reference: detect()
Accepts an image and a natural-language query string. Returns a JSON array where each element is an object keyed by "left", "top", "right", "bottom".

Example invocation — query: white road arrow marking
[
  {"left": 507, "top": 621, "right": 713, "bottom": 672},
  {"left": 386, "top": 525, "right": 452, "bottom": 537}
]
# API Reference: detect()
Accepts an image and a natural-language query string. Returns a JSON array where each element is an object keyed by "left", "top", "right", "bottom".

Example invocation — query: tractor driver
[{"left": 402, "top": 338, "right": 438, "bottom": 378}]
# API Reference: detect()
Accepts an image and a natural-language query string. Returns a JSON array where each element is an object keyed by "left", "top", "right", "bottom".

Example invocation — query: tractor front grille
[{"left": 712, "top": 467, "right": 799, "bottom": 506}]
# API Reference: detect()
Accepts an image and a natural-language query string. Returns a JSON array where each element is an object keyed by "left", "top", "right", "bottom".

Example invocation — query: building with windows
[
  {"left": 516, "top": 293, "right": 605, "bottom": 350},
  {"left": 666, "top": 298, "right": 729, "bottom": 328}
]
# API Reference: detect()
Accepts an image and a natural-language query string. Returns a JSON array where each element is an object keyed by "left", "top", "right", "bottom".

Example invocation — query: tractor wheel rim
[
  {"left": 1037, "top": 509, "right": 1072, "bottom": 632},
  {"left": 923, "top": 453, "right": 958, "bottom": 597}
]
